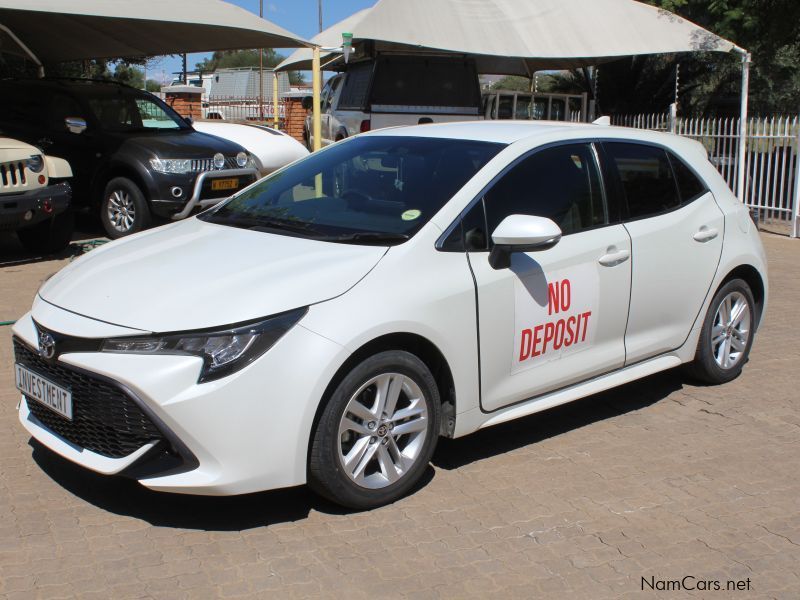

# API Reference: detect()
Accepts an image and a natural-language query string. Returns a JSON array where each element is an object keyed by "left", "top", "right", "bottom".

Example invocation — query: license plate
[
  {"left": 15, "top": 363, "right": 72, "bottom": 420},
  {"left": 211, "top": 178, "right": 239, "bottom": 191}
]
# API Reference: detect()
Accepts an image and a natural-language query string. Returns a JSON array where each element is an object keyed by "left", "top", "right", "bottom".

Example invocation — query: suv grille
[
  {"left": 13, "top": 339, "right": 163, "bottom": 459},
  {"left": 0, "top": 161, "right": 27, "bottom": 188},
  {"left": 190, "top": 157, "right": 241, "bottom": 173}
]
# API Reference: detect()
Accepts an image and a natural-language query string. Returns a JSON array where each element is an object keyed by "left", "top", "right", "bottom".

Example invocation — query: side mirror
[
  {"left": 301, "top": 96, "right": 313, "bottom": 110},
  {"left": 65, "top": 117, "right": 87, "bottom": 135},
  {"left": 488, "top": 214, "right": 562, "bottom": 270},
  {"left": 184, "top": 116, "right": 194, "bottom": 126}
]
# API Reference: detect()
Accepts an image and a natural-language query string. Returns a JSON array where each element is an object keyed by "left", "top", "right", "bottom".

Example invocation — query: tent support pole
[
  {"left": 273, "top": 72, "right": 279, "bottom": 129},
  {"left": 0, "top": 24, "right": 44, "bottom": 77},
  {"left": 736, "top": 52, "right": 751, "bottom": 203},
  {"left": 312, "top": 45, "right": 322, "bottom": 153}
]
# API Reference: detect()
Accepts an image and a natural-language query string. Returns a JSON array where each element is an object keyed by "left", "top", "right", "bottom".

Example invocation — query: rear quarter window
[{"left": 668, "top": 151, "right": 708, "bottom": 203}]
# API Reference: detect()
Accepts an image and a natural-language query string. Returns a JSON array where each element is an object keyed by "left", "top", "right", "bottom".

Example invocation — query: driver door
[{"left": 466, "top": 142, "right": 632, "bottom": 411}]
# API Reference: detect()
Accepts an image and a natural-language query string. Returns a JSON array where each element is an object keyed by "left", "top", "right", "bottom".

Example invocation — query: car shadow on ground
[
  {"left": 0, "top": 216, "right": 107, "bottom": 268},
  {"left": 29, "top": 369, "right": 685, "bottom": 531},
  {"left": 434, "top": 369, "right": 684, "bottom": 471}
]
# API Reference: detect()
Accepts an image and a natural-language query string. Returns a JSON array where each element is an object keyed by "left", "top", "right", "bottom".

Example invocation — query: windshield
[
  {"left": 86, "top": 90, "right": 188, "bottom": 132},
  {"left": 200, "top": 136, "right": 503, "bottom": 243}
]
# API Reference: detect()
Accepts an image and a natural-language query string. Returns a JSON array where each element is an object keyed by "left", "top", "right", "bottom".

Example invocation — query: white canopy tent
[
  {"left": 0, "top": 0, "right": 310, "bottom": 66},
  {"left": 277, "top": 0, "right": 751, "bottom": 202}
]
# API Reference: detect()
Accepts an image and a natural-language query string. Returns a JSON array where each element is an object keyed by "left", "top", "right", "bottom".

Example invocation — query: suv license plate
[
  {"left": 15, "top": 363, "right": 72, "bottom": 420},
  {"left": 211, "top": 178, "right": 239, "bottom": 191}
]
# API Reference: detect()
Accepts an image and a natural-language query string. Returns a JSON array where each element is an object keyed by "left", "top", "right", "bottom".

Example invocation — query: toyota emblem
[{"left": 39, "top": 332, "right": 56, "bottom": 360}]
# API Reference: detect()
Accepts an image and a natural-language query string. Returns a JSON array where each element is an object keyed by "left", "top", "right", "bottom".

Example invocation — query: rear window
[
  {"left": 338, "top": 62, "right": 374, "bottom": 111},
  {"left": 368, "top": 56, "right": 481, "bottom": 114}
]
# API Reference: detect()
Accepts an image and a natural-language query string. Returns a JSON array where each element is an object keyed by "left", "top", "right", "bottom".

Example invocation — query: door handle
[
  {"left": 693, "top": 227, "right": 719, "bottom": 243},
  {"left": 598, "top": 249, "right": 630, "bottom": 267}
]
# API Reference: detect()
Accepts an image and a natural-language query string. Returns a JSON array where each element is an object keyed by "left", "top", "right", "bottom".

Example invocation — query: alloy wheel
[
  {"left": 106, "top": 189, "right": 136, "bottom": 233},
  {"left": 337, "top": 372, "right": 429, "bottom": 489},
  {"left": 711, "top": 291, "right": 751, "bottom": 369}
]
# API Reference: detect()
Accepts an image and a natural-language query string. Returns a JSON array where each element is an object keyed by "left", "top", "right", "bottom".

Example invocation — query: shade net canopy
[
  {"left": 276, "top": 0, "right": 742, "bottom": 75},
  {"left": 0, "top": 0, "right": 310, "bottom": 64}
]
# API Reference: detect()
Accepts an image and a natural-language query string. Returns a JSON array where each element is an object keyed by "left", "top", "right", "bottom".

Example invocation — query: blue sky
[{"left": 154, "top": 0, "right": 374, "bottom": 82}]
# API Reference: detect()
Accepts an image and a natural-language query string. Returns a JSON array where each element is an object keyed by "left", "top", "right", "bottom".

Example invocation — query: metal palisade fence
[{"left": 613, "top": 109, "right": 800, "bottom": 238}]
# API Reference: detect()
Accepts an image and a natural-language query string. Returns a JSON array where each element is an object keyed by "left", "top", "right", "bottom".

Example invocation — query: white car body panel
[
  {"left": 192, "top": 121, "right": 309, "bottom": 176},
  {"left": 38, "top": 217, "right": 387, "bottom": 332},
  {"left": 12, "top": 121, "right": 768, "bottom": 496},
  {"left": 623, "top": 191, "right": 724, "bottom": 363},
  {"left": 470, "top": 225, "right": 632, "bottom": 412}
]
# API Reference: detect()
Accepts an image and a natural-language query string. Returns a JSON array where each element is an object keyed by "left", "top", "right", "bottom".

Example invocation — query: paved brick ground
[{"left": 0, "top": 232, "right": 798, "bottom": 599}]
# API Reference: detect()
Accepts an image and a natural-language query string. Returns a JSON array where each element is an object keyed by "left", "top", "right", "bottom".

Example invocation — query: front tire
[
  {"left": 308, "top": 351, "right": 441, "bottom": 509},
  {"left": 16, "top": 209, "right": 74, "bottom": 254},
  {"left": 687, "top": 278, "right": 756, "bottom": 384},
  {"left": 101, "top": 177, "right": 151, "bottom": 239}
]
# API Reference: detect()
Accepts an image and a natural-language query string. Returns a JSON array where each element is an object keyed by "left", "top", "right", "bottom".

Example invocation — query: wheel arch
[
  {"left": 93, "top": 163, "right": 150, "bottom": 207},
  {"left": 310, "top": 332, "right": 457, "bottom": 456},
  {"left": 718, "top": 263, "right": 765, "bottom": 328}
]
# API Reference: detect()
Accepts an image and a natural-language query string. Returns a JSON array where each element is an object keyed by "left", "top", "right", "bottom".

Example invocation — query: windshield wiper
[{"left": 319, "top": 232, "right": 410, "bottom": 245}]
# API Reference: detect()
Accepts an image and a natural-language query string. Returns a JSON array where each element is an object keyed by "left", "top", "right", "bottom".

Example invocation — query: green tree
[{"left": 549, "top": 0, "right": 800, "bottom": 116}]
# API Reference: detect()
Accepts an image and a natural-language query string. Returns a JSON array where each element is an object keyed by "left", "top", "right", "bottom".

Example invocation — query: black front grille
[{"left": 13, "top": 339, "right": 163, "bottom": 458}]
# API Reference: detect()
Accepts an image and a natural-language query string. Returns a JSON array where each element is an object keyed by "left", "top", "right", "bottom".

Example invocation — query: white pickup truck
[{"left": 303, "top": 55, "right": 483, "bottom": 149}]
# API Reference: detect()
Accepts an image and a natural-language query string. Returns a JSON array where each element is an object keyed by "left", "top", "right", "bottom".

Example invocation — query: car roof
[
  {"left": 364, "top": 120, "right": 709, "bottom": 161},
  {"left": 366, "top": 120, "right": 679, "bottom": 145}
]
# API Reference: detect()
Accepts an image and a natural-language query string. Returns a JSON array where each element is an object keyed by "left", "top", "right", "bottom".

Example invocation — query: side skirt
[{"left": 476, "top": 354, "right": 682, "bottom": 431}]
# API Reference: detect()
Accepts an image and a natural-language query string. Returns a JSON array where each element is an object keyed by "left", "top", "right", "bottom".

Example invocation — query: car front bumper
[
  {"left": 0, "top": 182, "right": 71, "bottom": 231},
  {"left": 12, "top": 304, "right": 348, "bottom": 496},
  {"left": 148, "top": 168, "right": 258, "bottom": 220}
]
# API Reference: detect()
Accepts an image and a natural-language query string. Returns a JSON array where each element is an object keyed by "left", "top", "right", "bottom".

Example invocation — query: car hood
[
  {"left": 39, "top": 218, "right": 387, "bottom": 333},
  {"left": 0, "top": 137, "right": 37, "bottom": 152},
  {"left": 118, "top": 130, "right": 247, "bottom": 158}
]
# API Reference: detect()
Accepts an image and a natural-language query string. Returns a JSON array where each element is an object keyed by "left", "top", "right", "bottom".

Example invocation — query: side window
[
  {"left": 321, "top": 79, "right": 335, "bottom": 111},
  {"left": 440, "top": 199, "right": 488, "bottom": 252},
  {"left": 327, "top": 76, "right": 342, "bottom": 110},
  {"left": 483, "top": 143, "right": 607, "bottom": 238},
  {"left": 604, "top": 142, "right": 680, "bottom": 219},
  {"left": 668, "top": 151, "right": 708, "bottom": 204}
]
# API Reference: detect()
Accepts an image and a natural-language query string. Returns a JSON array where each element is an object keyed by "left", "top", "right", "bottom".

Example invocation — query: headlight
[
  {"left": 236, "top": 152, "right": 248, "bottom": 168},
  {"left": 101, "top": 308, "right": 307, "bottom": 382},
  {"left": 150, "top": 158, "right": 193, "bottom": 174},
  {"left": 25, "top": 155, "right": 44, "bottom": 173},
  {"left": 213, "top": 153, "right": 225, "bottom": 169}
]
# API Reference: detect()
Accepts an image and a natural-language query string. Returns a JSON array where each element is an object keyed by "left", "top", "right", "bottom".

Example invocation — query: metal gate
[{"left": 613, "top": 109, "right": 800, "bottom": 238}]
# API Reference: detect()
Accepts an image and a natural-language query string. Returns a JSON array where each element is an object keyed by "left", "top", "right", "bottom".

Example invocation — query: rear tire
[
  {"left": 687, "top": 278, "right": 756, "bottom": 384},
  {"left": 16, "top": 210, "right": 74, "bottom": 254},
  {"left": 101, "top": 177, "right": 151, "bottom": 239},
  {"left": 308, "top": 351, "right": 441, "bottom": 509}
]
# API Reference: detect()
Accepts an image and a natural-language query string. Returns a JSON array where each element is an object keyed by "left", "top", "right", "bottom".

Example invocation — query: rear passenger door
[{"left": 602, "top": 142, "right": 724, "bottom": 363}]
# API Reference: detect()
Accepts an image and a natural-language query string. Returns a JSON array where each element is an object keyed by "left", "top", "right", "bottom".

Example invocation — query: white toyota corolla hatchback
[{"left": 12, "top": 121, "right": 767, "bottom": 508}]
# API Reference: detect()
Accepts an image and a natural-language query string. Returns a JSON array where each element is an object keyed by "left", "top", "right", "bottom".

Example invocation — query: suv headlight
[
  {"left": 150, "top": 158, "right": 193, "bottom": 174},
  {"left": 100, "top": 308, "right": 307, "bottom": 382},
  {"left": 25, "top": 155, "right": 44, "bottom": 173},
  {"left": 236, "top": 152, "right": 248, "bottom": 168}
]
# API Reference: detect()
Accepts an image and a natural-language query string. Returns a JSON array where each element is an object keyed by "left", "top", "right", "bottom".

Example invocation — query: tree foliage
[{"left": 549, "top": 0, "right": 800, "bottom": 116}]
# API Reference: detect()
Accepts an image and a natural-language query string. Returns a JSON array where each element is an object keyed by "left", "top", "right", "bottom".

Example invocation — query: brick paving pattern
[{"left": 0, "top": 233, "right": 798, "bottom": 599}]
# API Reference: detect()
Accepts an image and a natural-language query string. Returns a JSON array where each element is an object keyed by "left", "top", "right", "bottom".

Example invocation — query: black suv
[{"left": 0, "top": 79, "right": 258, "bottom": 238}]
